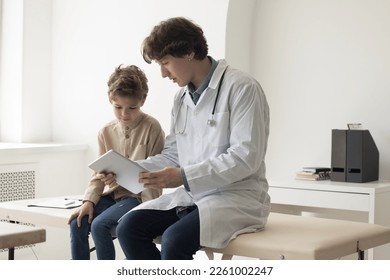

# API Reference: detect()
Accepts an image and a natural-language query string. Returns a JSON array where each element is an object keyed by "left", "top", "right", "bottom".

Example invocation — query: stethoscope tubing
[{"left": 175, "top": 66, "right": 228, "bottom": 133}]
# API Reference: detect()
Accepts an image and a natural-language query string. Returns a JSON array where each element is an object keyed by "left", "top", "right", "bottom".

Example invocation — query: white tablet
[{"left": 88, "top": 149, "right": 147, "bottom": 194}]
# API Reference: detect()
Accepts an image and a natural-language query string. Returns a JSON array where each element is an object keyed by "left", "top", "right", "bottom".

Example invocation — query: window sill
[{"left": 0, "top": 142, "right": 88, "bottom": 155}]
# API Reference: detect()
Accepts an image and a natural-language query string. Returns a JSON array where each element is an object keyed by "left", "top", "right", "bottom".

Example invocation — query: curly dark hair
[
  {"left": 142, "top": 17, "right": 208, "bottom": 63},
  {"left": 107, "top": 65, "right": 148, "bottom": 101}
]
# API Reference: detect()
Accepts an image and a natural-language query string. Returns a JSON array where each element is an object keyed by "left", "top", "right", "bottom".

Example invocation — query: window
[
  {"left": 0, "top": 0, "right": 51, "bottom": 143},
  {"left": 0, "top": 0, "right": 24, "bottom": 142},
  {"left": 0, "top": 0, "right": 3, "bottom": 140}
]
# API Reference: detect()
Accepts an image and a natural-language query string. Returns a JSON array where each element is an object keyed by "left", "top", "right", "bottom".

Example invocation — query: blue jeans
[
  {"left": 116, "top": 206, "right": 200, "bottom": 260},
  {"left": 69, "top": 195, "right": 140, "bottom": 260}
]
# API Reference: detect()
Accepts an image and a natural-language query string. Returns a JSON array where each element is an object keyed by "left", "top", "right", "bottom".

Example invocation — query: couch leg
[
  {"left": 358, "top": 250, "right": 365, "bottom": 260},
  {"left": 204, "top": 249, "right": 214, "bottom": 260},
  {"left": 357, "top": 241, "right": 365, "bottom": 260},
  {"left": 221, "top": 254, "right": 233, "bottom": 260},
  {"left": 8, "top": 247, "right": 15, "bottom": 260}
]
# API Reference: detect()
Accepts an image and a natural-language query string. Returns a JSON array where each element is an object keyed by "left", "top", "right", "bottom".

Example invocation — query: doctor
[{"left": 116, "top": 17, "right": 270, "bottom": 260}]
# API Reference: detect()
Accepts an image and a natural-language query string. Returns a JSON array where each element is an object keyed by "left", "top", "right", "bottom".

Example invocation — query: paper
[
  {"left": 88, "top": 149, "right": 147, "bottom": 194},
  {"left": 27, "top": 198, "right": 83, "bottom": 209}
]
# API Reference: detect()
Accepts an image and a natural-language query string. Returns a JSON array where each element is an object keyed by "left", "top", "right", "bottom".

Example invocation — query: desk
[
  {"left": 268, "top": 179, "right": 390, "bottom": 259},
  {"left": 0, "top": 195, "right": 118, "bottom": 260},
  {"left": 0, "top": 196, "right": 81, "bottom": 229},
  {"left": 0, "top": 222, "right": 46, "bottom": 260}
]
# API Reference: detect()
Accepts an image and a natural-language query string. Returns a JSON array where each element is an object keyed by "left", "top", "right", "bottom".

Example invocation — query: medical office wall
[
  {"left": 0, "top": 0, "right": 228, "bottom": 259},
  {"left": 226, "top": 0, "right": 390, "bottom": 181},
  {"left": 0, "top": 0, "right": 229, "bottom": 169},
  {"left": 2, "top": 0, "right": 389, "bottom": 184},
  {"left": 48, "top": 0, "right": 229, "bottom": 170}
]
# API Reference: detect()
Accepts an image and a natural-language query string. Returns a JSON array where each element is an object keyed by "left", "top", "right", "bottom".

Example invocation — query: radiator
[
  {"left": 0, "top": 163, "right": 37, "bottom": 202},
  {"left": 0, "top": 163, "right": 38, "bottom": 256}
]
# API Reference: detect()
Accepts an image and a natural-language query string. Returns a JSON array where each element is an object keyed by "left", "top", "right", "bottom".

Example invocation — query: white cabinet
[{"left": 268, "top": 179, "right": 390, "bottom": 259}]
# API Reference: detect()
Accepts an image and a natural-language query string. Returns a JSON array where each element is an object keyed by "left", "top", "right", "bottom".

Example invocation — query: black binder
[
  {"left": 331, "top": 130, "right": 347, "bottom": 182},
  {"left": 331, "top": 129, "right": 379, "bottom": 183},
  {"left": 346, "top": 130, "right": 379, "bottom": 183}
]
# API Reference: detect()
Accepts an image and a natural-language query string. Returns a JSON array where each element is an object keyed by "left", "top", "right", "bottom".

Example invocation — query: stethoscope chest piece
[
  {"left": 206, "top": 67, "right": 227, "bottom": 128},
  {"left": 207, "top": 119, "right": 216, "bottom": 127},
  {"left": 174, "top": 67, "right": 227, "bottom": 133}
]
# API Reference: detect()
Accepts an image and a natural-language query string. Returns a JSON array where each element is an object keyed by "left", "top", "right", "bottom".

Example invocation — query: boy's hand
[
  {"left": 95, "top": 172, "right": 118, "bottom": 188},
  {"left": 67, "top": 201, "right": 94, "bottom": 227}
]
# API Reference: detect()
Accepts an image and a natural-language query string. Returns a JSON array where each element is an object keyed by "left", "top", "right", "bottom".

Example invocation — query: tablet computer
[{"left": 88, "top": 149, "right": 147, "bottom": 194}]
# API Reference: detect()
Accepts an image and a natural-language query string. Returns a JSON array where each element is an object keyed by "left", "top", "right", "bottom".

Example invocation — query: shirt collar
[{"left": 187, "top": 56, "right": 218, "bottom": 95}]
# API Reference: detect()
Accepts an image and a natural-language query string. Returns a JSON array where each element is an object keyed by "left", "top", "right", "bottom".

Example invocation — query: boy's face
[{"left": 110, "top": 95, "right": 144, "bottom": 125}]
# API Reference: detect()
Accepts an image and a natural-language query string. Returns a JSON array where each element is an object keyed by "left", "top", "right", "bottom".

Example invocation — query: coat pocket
[{"left": 206, "top": 111, "right": 230, "bottom": 148}]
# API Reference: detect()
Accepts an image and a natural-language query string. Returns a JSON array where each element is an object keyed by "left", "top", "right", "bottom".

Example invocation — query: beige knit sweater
[{"left": 84, "top": 112, "right": 165, "bottom": 205}]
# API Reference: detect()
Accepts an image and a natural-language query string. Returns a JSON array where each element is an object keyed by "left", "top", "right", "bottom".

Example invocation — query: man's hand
[{"left": 139, "top": 167, "right": 183, "bottom": 189}]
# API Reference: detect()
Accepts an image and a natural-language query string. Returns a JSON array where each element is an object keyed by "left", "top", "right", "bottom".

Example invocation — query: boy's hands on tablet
[{"left": 95, "top": 172, "right": 118, "bottom": 188}]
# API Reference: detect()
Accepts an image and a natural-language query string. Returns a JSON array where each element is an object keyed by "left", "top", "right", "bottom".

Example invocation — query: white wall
[
  {"left": 0, "top": 0, "right": 229, "bottom": 260},
  {"left": 50, "top": 0, "right": 229, "bottom": 166},
  {"left": 0, "top": 0, "right": 52, "bottom": 142},
  {"left": 3, "top": 1, "right": 389, "bottom": 186},
  {"left": 227, "top": 0, "right": 390, "bottom": 181},
  {"left": 3, "top": 0, "right": 389, "bottom": 191}
]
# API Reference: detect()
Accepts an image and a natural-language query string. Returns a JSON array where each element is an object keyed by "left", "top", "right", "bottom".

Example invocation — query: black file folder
[
  {"left": 331, "top": 130, "right": 347, "bottom": 182},
  {"left": 346, "top": 130, "right": 379, "bottom": 183},
  {"left": 331, "top": 129, "right": 379, "bottom": 183}
]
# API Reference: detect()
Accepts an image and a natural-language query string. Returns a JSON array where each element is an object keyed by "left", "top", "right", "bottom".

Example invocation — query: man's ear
[{"left": 187, "top": 52, "right": 195, "bottom": 61}]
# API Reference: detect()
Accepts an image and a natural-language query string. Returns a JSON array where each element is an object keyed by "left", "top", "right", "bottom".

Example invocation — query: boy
[{"left": 68, "top": 65, "right": 165, "bottom": 260}]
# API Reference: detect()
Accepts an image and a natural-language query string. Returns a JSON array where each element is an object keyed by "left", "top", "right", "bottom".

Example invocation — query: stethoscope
[{"left": 174, "top": 67, "right": 227, "bottom": 134}]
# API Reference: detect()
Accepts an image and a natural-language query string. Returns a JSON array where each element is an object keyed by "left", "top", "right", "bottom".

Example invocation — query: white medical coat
[{"left": 133, "top": 59, "right": 270, "bottom": 249}]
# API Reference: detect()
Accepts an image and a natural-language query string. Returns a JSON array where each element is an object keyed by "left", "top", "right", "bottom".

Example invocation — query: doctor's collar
[{"left": 186, "top": 57, "right": 218, "bottom": 95}]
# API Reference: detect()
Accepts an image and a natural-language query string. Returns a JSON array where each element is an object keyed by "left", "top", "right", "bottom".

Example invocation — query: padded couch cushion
[{"left": 206, "top": 212, "right": 390, "bottom": 259}]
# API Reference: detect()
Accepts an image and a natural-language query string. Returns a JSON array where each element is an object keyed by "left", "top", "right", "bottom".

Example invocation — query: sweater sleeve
[{"left": 83, "top": 131, "right": 106, "bottom": 205}]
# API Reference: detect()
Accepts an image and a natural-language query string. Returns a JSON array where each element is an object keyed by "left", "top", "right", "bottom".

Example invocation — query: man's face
[{"left": 157, "top": 55, "right": 193, "bottom": 87}]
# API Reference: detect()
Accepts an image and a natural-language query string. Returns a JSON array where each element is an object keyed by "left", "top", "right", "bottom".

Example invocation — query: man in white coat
[{"left": 116, "top": 17, "right": 270, "bottom": 260}]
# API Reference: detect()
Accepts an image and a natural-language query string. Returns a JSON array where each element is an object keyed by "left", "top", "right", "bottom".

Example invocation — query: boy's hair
[
  {"left": 142, "top": 17, "right": 208, "bottom": 64},
  {"left": 107, "top": 65, "right": 148, "bottom": 101}
]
